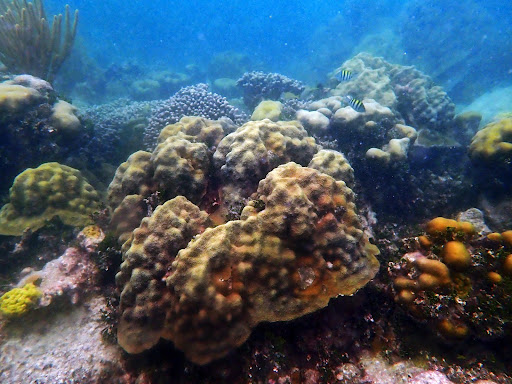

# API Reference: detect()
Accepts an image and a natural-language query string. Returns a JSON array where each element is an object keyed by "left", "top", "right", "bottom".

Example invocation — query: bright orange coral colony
[{"left": 393, "top": 217, "right": 512, "bottom": 341}]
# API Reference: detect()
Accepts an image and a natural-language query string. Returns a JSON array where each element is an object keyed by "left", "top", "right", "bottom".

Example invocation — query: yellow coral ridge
[
  {"left": 0, "top": 162, "right": 100, "bottom": 236},
  {"left": 469, "top": 117, "right": 512, "bottom": 162},
  {"left": 0, "top": 283, "right": 41, "bottom": 317}
]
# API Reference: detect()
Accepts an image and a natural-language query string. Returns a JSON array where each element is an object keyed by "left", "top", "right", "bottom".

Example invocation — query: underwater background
[{"left": 0, "top": 0, "right": 512, "bottom": 383}]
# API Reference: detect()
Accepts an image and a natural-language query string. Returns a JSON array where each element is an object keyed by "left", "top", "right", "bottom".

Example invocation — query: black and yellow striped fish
[
  {"left": 335, "top": 69, "right": 353, "bottom": 82},
  {"left": 347, "top": 96, "right": 366, "bottom": 113}
]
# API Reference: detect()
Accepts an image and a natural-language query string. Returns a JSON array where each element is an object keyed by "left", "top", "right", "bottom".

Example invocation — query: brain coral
[
  {"left": 116, "top": 162, "right": 379, "bottom": 365},
  {"left": 469, "top": 117, "right": 512, "bottom": 163},
  {"left": 0, "top": 162, "right": 100, "bottom": 236},
  {"left": 213, "top": 119, "right": 318, "bottom": 208}
]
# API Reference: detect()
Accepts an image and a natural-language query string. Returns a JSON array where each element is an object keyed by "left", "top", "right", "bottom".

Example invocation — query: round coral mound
[
  {"left": 116, "top": 162, "right": 379, "bottom": 365},
  {"left": 0, "top": 162, "right": 100, "bottom": 236}
]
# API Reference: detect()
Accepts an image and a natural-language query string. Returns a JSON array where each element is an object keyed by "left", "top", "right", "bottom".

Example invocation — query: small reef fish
[
  {"left": 346, "top": 96, "right": 366, "bottom": 113},
  {"left": 335, "top": 69, "right": 353, "bottom": 81}
]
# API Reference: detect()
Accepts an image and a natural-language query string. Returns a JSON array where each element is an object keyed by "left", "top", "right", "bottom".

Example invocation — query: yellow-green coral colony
[
  {"left": 469, "top": 117, "right": 512, "bottom": 162},
  {"left": 0, "top": 162, "right": 100, "bottom": 236},
  {"left": 0, "top": 283, "right": 42, "bottom": 317}
]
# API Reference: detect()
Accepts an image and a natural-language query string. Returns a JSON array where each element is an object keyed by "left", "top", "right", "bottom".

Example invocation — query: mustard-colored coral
[
  {"left": 0, "top": 162, "right": 100, "bottom": 236},
  {"left": 0, "top": 283, "right": 41, "bottom": 317},
  {"left": 116, "top": 196, "right": 211, "bottom": 354},
  {"left": 157, "top": 116, "right": 225, "bottom": 148},
  {"left": 116, "top": 163, "right": 379, "bottom": 365},
  {"left": 469, "top": 117, "right": 512, "bottom": 163},
  {"left": 0, "top": 83, "right": 42, "bottom": 113},
  {"left": 251, "top": 100, "right": 283, "bottom": 121},
  {"left": 213, "top": 119, "right": 318, "bottom": 207},
  {"left": 307, "top": 149, "right": 354, "bottom": 187},
  {"left": 107, "top": 151, "right": 154, "bottom": 210}
]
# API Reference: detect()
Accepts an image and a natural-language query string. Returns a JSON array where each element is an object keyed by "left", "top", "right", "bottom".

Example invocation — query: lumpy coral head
[
  {"left": 0, "top": 162, "right": 100, "bottom": 236},
  {"left": 213, "top": 119, "right": 318, "bottom": 207},
  {"left": 469, "top": 117, "right": 512, "bottom": 163},
  {"left": 164, "top": 163, "right": 379, "bottom": 365},
  {"left": 116, "top": 196, "right": 211, "bottom": 354}
]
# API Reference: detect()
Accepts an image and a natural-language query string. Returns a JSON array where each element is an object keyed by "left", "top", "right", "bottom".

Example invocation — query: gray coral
[{"left": 237, "top": 71, "right": 305, "bottom": 109}]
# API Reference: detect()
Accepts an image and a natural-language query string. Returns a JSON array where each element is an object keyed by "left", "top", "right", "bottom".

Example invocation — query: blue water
[{"left": 42, "top": 0, "right": 512, "bottom": 103}]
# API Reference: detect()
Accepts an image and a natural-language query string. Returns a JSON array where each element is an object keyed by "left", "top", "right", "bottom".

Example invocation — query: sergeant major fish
[
  {"left": 346, "top": 95, "right": 366, "bottom": 113},
  {"left": 335, "top": 69, "right": 353, "bottom": 82}
]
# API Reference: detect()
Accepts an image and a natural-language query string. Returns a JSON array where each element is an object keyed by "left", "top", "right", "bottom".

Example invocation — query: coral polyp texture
[
  {"left": 0, "top": 162, "right": 100, "bottom": 236},
  {"left": 391, "top": 216, "right": 512, "bottom": 341},
  {"left": 107, "top": 116, "right": 234, "bottom": 243},
  {"left": 307, "top": 149, "right": 355, "bottom": 187},
  {"left": 469, "top": 117, "right": 512, "bottom": 164},
  {"left": 0, "top": 283, "right": 42, "bottom": 317},
  {"left": 213, "top": 119, "right": 318, "bottom": 208},
  {"left": 116, "top": 196, "right": 211, "bottom": 354},
  {"left": 116, "top": 162, "right": 379, "bottom": 365}
]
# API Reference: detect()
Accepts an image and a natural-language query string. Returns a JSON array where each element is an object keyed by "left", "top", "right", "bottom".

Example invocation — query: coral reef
[
  {"left": 0, "top": 0, "right": 78, "bottom": 81},
  {"left": 18, "top": 244, "right": 100, "bottom": 307},
  {"left": 469, "top": 117, "right": 512, "bottom": 164},
  {"left": 251, "top": 100, "right": 283, "bottom": 121},
  {"left": 116, "top": 196, "right": 211, "bottom": 354},
  {"left": 391, "top": 216, "right": 512, "bottom": 341},
  {"left": 307, "top": 149, "right": 354, "bottom": 187},
  {"left": 331, "top": 53, "right": 455, "bottom": 136},
  {"left": 0, "top": 76, "right": 94, "bottom": 193},
  {"left": 0, "top": 283, "right": 41, "bottom": 317},
  {"left": 237, "top": 71, "right": 305, "bottom": 109},
  {"left": 80, "top": 98, "right": 159, "bottom": 170},
  {"left": 143, "top": 84, "right": 248, "bottom": 150},
  {"left": 213, "top": 119, "right": 318, "bottom": 209},
  {"left": 128, "top": 70, "right": 190, "bottom": 101},
  {"left": 108, "top": 116, "right": 226, "bottom": 209},
  {"left": 301, "top": 96, "right": 417, "bottom": 165},
  {"left": 0, "top": 162, "right": 100, "bottom": 236},
  {"left": 49, "top": 100, "right": 82, "bottom": 137},
  {"left": 116, "top": 162, "right": 379, "bottom": 365}
]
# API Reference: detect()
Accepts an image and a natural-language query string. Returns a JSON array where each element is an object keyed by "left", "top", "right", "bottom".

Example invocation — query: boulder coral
[
  {"left": 331, "top": 53, "right": 455, "bottom": 134},
  {"left": 108, "top": 116, "right": 225, "bottom": 210},
  {"left": 213, "top": 119, "right": 318, "bottom": 208},
  {"left": 116, "top": 163, "right": 379, "bottom": 365},
  {"left": 251, "top": 100, "right": 283, "bottom": 121},
  {"left": 469, "top": 117, "right": 512, "bottom": 164},
  {"left": 307, "top": 149, "right": 355, "bottom": 187},
  {"left": 108, "top": 117, "right": 324, "bottom": 242},
  {"left": 116, "top": 196, "right": 211, "bottom": 354},
  {"left": 0, "top": 162, "right": 100, "bottom": 236}
]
